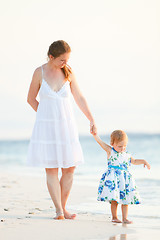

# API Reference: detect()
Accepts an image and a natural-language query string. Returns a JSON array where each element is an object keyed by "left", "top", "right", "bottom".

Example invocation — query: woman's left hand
[{"left": 90, "top": 121, "right": 97, "bottom": 135}]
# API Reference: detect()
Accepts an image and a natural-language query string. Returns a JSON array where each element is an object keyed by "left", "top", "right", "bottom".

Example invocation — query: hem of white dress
[{"left": 26, "top": 161, "right": 84, "bottom": 169}]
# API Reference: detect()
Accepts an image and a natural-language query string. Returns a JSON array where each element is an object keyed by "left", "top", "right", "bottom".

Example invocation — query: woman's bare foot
[
  {"left": 123, "top": 219, "right": 133, "bottom": 224},
  {"left": 63, "top": 209, "right": 76, "bottom": 219},
  {"left": 54, "top": 212, "right": 65, "bottom": 220},
  {"left": 112, "top": 218, "right": 122, "bottom": 223}
]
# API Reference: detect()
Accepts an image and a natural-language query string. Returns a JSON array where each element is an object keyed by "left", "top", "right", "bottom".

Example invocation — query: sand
[{"left": 0, "top": 170, "right": 159, "bottom": 240}]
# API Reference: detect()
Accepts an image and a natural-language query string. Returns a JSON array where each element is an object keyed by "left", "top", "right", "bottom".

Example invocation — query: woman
[{"left": 27, "top": 40, "right": 97, "bottom": 220}]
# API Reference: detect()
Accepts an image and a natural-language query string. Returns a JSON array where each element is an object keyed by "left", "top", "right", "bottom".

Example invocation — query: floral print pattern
[{"left": 97, "top": 148, "right": 141, "bottom": 205}]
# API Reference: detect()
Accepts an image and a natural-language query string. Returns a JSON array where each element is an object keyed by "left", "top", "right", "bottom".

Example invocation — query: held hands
[
  {"left": 144, "top": 160, "right": 151, "bottom": 170},
  {"left": 90, "top": 120, "right": 97, "bottom": 135}
]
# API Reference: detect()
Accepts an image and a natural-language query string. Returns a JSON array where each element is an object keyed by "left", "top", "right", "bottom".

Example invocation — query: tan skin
[
  {"left": 109, "top": 234, "right": 127, "bottom": 240},
  {"left": 92, "top": 134, "right": 150, "bottom": 224},
  {"left": 27, "top": 52, "right": 97, "bottom": 219}
]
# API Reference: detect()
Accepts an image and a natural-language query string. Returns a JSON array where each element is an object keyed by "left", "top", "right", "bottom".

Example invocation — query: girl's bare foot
[
  {"left": 63, "top": 209, "right": 76, "bottom": 219},
  {"left": 123, "top": 219, "right": 133, "bottom": 224},
  {"left": 112, "top": 218, "right": 122, "bottom": 223}
]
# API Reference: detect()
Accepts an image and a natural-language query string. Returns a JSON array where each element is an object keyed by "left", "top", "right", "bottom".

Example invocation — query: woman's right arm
[{"left": 27, "top": 67, "right": 41, "bottom": 112}]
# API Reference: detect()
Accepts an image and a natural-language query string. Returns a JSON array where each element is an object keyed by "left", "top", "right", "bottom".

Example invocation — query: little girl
[{"left": 93, "top": 130, "right": 150, "bottom": 224}]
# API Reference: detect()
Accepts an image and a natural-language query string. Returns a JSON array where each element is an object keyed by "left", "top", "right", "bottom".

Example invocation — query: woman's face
[
  {"left": 50, "top": 52, "right": 70, "bottom": 68},
  {"left": 112, "top": 140, "right": 127, "bottom": 153}
]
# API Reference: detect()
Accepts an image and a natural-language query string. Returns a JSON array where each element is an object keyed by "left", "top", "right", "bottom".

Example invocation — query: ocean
[{"left": 0, "top": 133, "right": 160, "bottom": 222}]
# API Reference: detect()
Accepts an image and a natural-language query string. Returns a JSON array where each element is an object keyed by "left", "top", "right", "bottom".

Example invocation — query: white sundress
[
  {"left": 27, "top": 67, "right": 84, "bottom": 168},
  {"left": 97, "top": 148, "right": 141, "bottom": 205}
]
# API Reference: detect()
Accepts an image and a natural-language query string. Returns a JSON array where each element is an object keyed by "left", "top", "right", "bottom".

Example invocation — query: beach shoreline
[{"left": 0, "top": 170, "right": 159, "bottom": 240}]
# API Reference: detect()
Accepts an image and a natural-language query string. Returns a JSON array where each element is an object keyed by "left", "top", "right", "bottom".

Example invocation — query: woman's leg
[
  {"left": 109, "top": 236, "right": 116, "bottom": 240},
  {"left": 111, "top": 201, "right": 122, "bottom": 223},
  {"left": 121, "top": 205, "right": 132, "bottom": 224},
  {"left": 120, "top": 234, "right": 127, "bottom": 240},
  {"left": 60, "top": 166, "right": 76, "bottom": 219},
  {"left": 45, "top": 168, "right": 64, "bottom": 219}
]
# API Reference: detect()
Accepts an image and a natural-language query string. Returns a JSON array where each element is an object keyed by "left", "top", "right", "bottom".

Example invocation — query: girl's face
[
  {"left": 50, "top": 52, "right": 70, "bottom": 68},
  {"left": 112, "top": 140, "right": 127, "bottom": 153}
]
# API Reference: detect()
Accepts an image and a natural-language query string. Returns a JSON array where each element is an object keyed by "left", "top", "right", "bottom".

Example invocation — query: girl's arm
[
  {"left": 70, "top": 72, "right": 97, "bottom": 135},
  {"left": 27, "top": 67, "right": 41, "bottom": 112},
  {"left": 93, "top": 134, "right": 112, "bottom": 158},
  {"left": 131, "top": 157, "right": 151, "bottom": 169}
]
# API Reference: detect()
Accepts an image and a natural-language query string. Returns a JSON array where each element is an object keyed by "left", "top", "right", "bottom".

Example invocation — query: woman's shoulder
[
  {"left": 34, "top": 64, "right": 47, "bottom": 74},
  {"left": 33, "top": 66, "right": 42, "bottom": 76},
  {"left": 31, "top": 66, "right": 44, "bottom": 85},
  {"left": 33, "top": 64, "right": 47, "bottom": 81}
]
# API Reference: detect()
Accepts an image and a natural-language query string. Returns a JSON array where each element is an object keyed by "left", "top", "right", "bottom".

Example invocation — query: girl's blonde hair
[
  {"left": 110, "top": 130, "right": 128, "bottom": 145},
  {"left": 47, "top": 40, "right": 72, "bottom": 82}
]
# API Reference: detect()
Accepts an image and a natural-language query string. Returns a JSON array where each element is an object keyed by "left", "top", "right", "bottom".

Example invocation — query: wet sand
[{"left": 0, "top": 171, "right": 159, "bottom": 240}]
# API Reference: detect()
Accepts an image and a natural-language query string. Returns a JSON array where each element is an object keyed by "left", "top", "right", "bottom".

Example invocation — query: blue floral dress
[{"left": 97, "top": 148, "right": 141, "bottom": 205}]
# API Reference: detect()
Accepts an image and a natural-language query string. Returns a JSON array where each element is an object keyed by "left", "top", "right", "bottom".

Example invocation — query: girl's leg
[
  {"left": 60, "top": 166, "right": 76, "bottom": 219},
  {"left": 121, "top": 205, "right": 132, "bottom": 224},
  {"left": 111, "top": 201, "right": 122, "bottom": 223},
  {"left": 45, "top": 168, "right": 64, "bottom": 219}
]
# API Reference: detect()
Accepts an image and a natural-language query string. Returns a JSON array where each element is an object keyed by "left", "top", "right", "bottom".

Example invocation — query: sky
[{"left": 0, "top": 0, "right": 160, "bottom": 139}]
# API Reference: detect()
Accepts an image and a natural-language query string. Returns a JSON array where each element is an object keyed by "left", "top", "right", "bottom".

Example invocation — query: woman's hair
[
  {"left": 110, "top": 130, "right": 128, "bottom": 145},
  {"left": 47, "top": 40, "right": 72, "bottom": 81}
]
